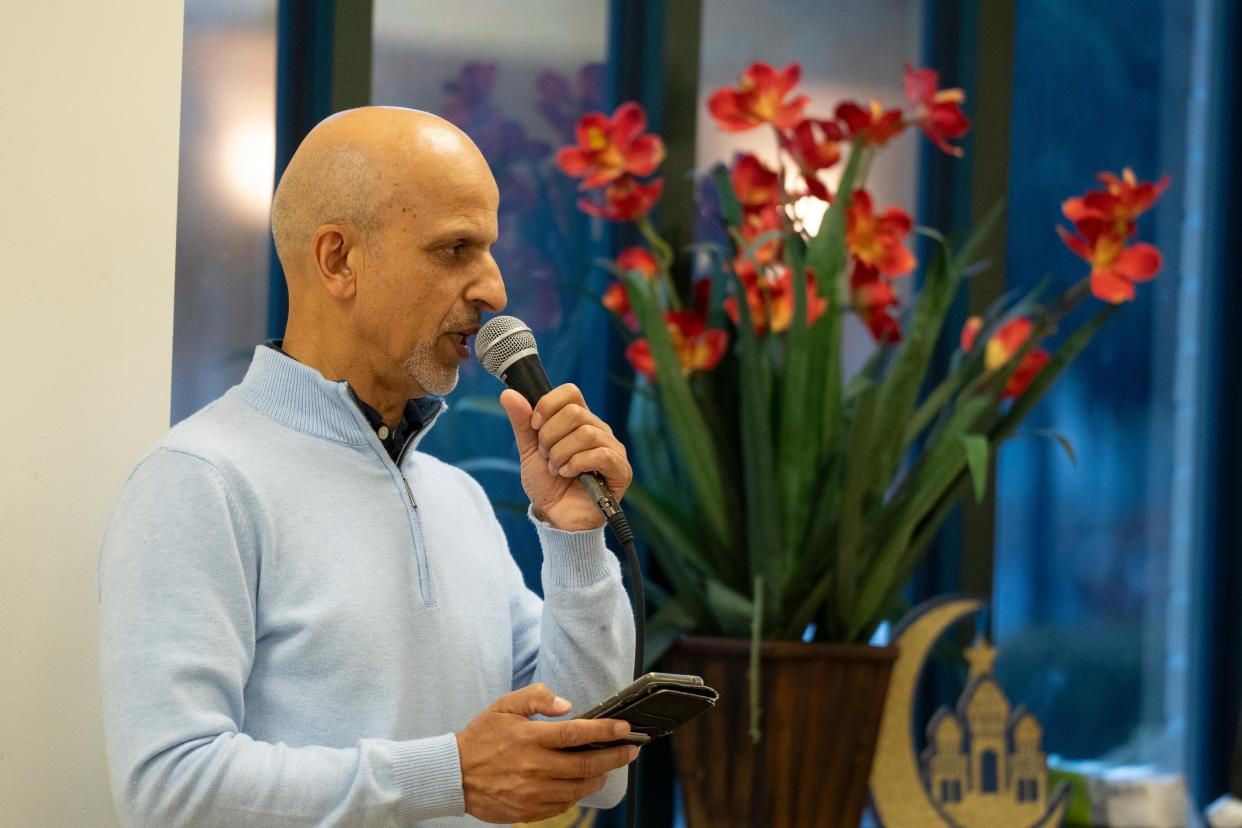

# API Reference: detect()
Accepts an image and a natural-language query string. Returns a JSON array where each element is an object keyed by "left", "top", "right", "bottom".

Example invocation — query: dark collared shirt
[{"left": 263, "top": 341, "right": 438, "bottom": 462}]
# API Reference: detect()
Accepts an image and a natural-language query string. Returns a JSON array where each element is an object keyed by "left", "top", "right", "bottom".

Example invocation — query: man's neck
[{"left": 280, "top": 334, "right": 414, "bottom": 427}]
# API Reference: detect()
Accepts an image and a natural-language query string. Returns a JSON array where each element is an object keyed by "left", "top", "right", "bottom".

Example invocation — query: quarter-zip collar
[{"left": 235, "top": 344, "right": 448, "bottom": 451}]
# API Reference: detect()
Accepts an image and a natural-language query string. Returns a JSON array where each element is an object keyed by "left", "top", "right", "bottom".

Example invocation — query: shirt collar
[{"left": 235, "top": 342, "right": 447, "bottom": 451}]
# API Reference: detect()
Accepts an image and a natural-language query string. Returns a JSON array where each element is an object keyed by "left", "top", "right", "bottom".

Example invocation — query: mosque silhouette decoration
[{"left": 920, "top": 637, "right": 1051, "bottom": 826}]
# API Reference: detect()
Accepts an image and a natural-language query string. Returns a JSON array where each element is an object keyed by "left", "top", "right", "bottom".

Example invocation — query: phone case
[{"left": 564, "top": 672, "right": 719, "bottom": 751}]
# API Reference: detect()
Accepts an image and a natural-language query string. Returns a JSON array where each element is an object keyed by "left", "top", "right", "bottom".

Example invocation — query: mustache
[{"left": 444, "top": 312, "right": 482, "bottom": 332}]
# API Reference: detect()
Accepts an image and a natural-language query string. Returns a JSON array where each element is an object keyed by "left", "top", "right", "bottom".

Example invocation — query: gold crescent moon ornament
[{"left": 868, "top": 596, "right": 1070, "bottom": 828}]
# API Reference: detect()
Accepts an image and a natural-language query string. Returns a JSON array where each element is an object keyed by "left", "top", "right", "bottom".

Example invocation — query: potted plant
[{"left": 554, "top": 61, "right": 1167, "bottom": 827}]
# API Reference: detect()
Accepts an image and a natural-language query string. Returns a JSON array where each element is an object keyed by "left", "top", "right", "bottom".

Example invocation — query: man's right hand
[{"left": 455, "top": 682, "right": 639, "bottom": 823}]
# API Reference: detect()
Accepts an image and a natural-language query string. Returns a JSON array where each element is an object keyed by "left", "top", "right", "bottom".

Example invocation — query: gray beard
[{"left": 399, "top": 337, "right": 459, "bottom": 397}]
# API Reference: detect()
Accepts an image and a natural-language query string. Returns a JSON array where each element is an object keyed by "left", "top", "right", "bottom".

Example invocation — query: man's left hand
[{"left": 500, "top": 385, "right": 631, "bottom": 532}]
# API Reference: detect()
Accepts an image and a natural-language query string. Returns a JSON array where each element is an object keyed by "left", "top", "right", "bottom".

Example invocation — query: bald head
[{"left": 270, "top": 107, "right": 490, "bottom": 280}]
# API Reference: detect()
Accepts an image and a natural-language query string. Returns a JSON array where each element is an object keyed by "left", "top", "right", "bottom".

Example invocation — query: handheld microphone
[{"left": 474, "top": 315, "right": 627, "bottom": 530}]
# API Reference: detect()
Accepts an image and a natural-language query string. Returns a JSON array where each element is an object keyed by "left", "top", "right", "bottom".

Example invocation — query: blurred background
[
  {"left": 171, "top": 0, "right": 1241, "bottom": 819},
  {"left": 5, "top": 0, "right": 1240, "bottom": 825}
]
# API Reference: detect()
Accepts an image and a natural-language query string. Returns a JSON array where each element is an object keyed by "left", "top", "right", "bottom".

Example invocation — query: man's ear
[{"left": 311, "top": 224, "right": 358, "bottom": 300}]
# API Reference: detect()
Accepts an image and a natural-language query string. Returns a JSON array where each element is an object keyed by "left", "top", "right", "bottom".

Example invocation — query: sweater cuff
[
  {"left": 391, "top": 733, "right": 465, "bottom": 822},
  {"left": 528, "top": 505, "right": 612, "bottom": 588}
]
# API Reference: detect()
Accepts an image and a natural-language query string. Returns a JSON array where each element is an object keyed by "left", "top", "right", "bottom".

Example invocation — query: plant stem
[
  {"left": 749, "top": 575, "right": 764, "bottom": 744},
  {"left": 638, "top": 216, "right": 682, "bottom": 310}
]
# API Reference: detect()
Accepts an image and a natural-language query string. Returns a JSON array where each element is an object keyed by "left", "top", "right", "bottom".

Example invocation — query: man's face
[{"left": 359, "top": 149, "right": 506, "bottom": 397}]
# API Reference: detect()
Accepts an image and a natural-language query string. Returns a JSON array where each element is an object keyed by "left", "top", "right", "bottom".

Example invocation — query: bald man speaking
[{"left": 97, "top": 108, "right": 638, "bottom": 826}]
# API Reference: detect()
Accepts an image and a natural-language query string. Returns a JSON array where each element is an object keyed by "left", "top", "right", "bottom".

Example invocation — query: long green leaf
[
  {"left": 778, "top": 232, "right": 812, "bottom": 574},
  {"left": 625, "top": 274, "right": 734, "bottom": 552},
  {"left": 833, "top": 380, "right": 878, "bottom": 634},
  {"left": 706, "top": 578, "right": 754, "bottom": 637},
  {"left": 728, "top": 261, "right": 783, "bottom": 598},
  {"left": 805, "top": 142, "right": 865, "bottom": 485},
  {"left": 643, "top": 597, "right": 698, "bottom": 670},
  {"left": 959, "top": 433, "right": 989, "bottom": 502}
]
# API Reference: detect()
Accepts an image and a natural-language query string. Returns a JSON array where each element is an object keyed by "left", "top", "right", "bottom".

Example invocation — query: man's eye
[{"left": 446, "top": 242, "right": 467, "bottom": 257}]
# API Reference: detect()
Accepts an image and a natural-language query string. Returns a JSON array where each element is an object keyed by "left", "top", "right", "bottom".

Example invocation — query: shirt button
[{"left": 378, "top": 425, "right": 390, "bottom": 439}]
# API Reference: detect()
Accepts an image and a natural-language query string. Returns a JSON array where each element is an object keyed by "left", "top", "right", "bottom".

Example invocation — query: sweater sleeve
[
  {"left": 507, "top": 507, "right": 636, "bottom": 811},
  {"left": 96, "top": 448, "right": 464, "bottom": 827}
]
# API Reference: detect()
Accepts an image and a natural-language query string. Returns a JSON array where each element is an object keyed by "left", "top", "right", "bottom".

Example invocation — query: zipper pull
[{"left": 402, "top": 476, "right": 417, "bottom": 508}]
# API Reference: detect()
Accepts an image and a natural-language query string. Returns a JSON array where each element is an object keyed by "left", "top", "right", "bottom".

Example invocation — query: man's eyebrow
[{"left": 425, "top": 227, "right": 496, "bottom": 246}]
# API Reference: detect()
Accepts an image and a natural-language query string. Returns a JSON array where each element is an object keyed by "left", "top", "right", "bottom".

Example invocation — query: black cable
[{"left": 606, "top": 511, "right": 644, "bottom": 828}]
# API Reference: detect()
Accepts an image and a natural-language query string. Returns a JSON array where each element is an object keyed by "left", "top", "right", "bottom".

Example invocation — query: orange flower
[
  {"left": 708, "top": 61, "right": 809, "bottom": 132},
  {"left": 725, "top": 258, "right": 828, "bottom": 335},
  {"left": 601, "top": 281, "right": 637, "bottom": 331},
  {"left": 835, "top": 100, "right": 905, "bottom": 147},
  {"left": 903, "top": 63, "right": 969, "bottom": 157},
  {"left": 555, "top": 102, "right": 665, "bottom": 189},
  {"left": 781, "top": 119, "right": 842, "bottom": 201},
  {"left": 625, "top": 311, "right": 729, "bottom": 381},
  {"left": 616, "top": 246, "right": 660, "bottom": 278},
  {"left": 737, "top": 204, "right": 785, "bottom": 268},
  {"left": 730, "top": 153, "right": 781, "bottom": 213},
  {"left": 961, "top": 315, "right": 1050, "bottom": 399},
  {"left": 1057, "top": 225, "right": 1162, "bottom": 304},
  {"left": 577, "top": 174, "right": 664, "bottom": 222},
  {"left": 849, "top": 262, "right": 901, "bottom": 343},
  {"left": 846, "top": 190, "right": 916, "bottom": 277},
  {"left": 1061, "top": 168, "right": 1170, "bottom": 240}
]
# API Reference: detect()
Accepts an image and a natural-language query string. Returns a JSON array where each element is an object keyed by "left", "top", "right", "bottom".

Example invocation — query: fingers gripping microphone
[{"left": 474, "top": 316, "right": 627, "bottom": 532}]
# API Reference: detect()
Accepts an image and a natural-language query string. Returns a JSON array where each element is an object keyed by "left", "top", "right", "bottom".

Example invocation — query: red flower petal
[
  {"left": 1090, "top": 267, "right": 1137, "bottom": 304},
  {"left": 1113, "top": 242, "right": 1162, "bottom": 283}
]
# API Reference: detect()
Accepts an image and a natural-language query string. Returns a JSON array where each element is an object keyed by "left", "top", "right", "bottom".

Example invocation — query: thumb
[
  {"left": 492, "top": 682, "right": 573, "bottom": 718},
  {"left": 499, "top": 389, "right": 540, "bottom": 456}
]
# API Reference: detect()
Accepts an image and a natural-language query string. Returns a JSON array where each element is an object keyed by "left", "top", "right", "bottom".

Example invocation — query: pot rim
[{"left": 671, "top": 634, "right": 898, "bottom": 662}]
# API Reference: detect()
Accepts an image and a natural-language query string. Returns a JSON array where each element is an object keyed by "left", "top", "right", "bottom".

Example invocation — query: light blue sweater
[{"left": 96, "top": 345, "right": 635, "bottom": 826}]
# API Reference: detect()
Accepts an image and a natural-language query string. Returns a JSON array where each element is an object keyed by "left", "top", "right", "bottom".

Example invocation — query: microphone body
[{"left": 477, "top": 318, "right": 623, "bottom": 520}]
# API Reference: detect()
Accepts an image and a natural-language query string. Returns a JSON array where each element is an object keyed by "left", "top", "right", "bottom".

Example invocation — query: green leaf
[
  {"left": 624, "top": 273, "right": 736, "bottom": 561},
  {"left": 1014, "top": 429, "right": 1078, "bottom": 467},
  {"left": 834, "top": 380, "right": 879, "bottom": 629},
  {"left": 959, "top": 433, "right": 989, "bottom": 503},
  {"left": 623, "top": 481, "right": 717, "bottom": 579},
  {"left": 712, "top": 165, "right": 744, "bottom": 228},
  {"left": 643, "top": 597, "right": 698, "bottom": 670},
  {"left": 994, "top": 304, "right": 1118, "bottom": 442},
  {"left": 728, "top": 261, "right": 783, "bottom": 596},
  {"left": 706, "top": 578, "right": 755, "bottom": 636}
]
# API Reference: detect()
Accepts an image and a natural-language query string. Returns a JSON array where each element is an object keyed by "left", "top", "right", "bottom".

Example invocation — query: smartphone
[{"left": 563, "top": 672, "right": 719, "bottom": 751}]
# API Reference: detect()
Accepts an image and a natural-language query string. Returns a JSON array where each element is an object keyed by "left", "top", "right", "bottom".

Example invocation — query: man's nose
[{"left": 469, "top": 260, "right": 507, "bottom": 313}]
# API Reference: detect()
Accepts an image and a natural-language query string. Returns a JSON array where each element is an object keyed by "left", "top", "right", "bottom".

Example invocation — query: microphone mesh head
[{"left": 475, "top": 315, "right": 538, "bottom": 377}]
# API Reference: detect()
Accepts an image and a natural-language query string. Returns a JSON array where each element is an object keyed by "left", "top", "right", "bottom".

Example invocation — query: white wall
[{"left": 0, "top": 2, "right": 185, "bottom": 825}]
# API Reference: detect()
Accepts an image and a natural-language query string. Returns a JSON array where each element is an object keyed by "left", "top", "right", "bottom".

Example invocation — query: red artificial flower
[
  {"left": 849, "top": 262, "right": 902, "bottom": 344},
  {"left": 961, "top": 315, "right": 1050, "bottom": 399},
  {"left": 625, "top": 310, "right": 729, "bottom": 380},
  {"left": 781, "top": 119, "right": 842, "bottom": 201},
  {"left": 577, "top": 174, "right": 664, "bottom": 221},
  {"left": 724, "top": 258, "right": 828, "bottom": 335},
  {"left": 903, "top": 63, "right": 969, "bottom": 157},
  {"left": 555, "top": 102, "right": 666, "bottom": 189},
  {"left": 601, "top": 281, "right": 637, "bottom": 331},
  {"left": 708, "top": 61, "right": 809, "bottom": 132},
  {"left": 1062, "top": 168, "right": 1170, "bottom": 240},
  {"left": 737, "top": 205, "right": 785, "bottom": 268},
  {"left": 835, "top": 100, "right": 905, "bottom": 147},
  {"left": 730, "top": 153, "right": 781, "bottom": 213},
  {"left": 846, "top": 190, "right": 917, "bottom": 277},
  {"left": 1057, "top": 224, "right": 1162, "bottom": 304},
  {"left": 616, "top": 246, "right": 660, "bottom": 279}
]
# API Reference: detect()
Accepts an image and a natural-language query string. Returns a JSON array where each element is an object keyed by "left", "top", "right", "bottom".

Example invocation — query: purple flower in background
[{"left": 536, "top": 62, "right": 608, "bottom": 143}]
